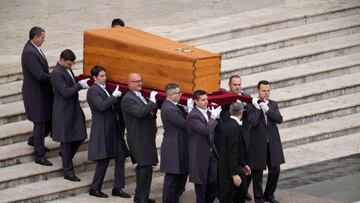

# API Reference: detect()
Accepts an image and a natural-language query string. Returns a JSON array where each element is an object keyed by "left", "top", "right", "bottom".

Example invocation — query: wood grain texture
[{"left": 83, "top": 27, "right": 221, "bottom": 93}]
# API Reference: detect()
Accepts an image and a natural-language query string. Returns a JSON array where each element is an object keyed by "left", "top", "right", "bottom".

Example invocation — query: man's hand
[
  {"left": 252, "top": 97, "right": 260, "bottom": 109},
  {"left": 243, "top": 165, "right": 251, "bottom": 176},
  {"left": 150, "top": 91, "right": 158, "bottom": 103},
  {"left": 210, "top": 106, "right": 222, "bottom": 119},
  {"left": 233, "top": 175, "right": 242, "bottom": 187},
  {"left": 78, "top": 78, "right": 90, "bottom": 89},
  {"left": 259, "top": 102, "right": 269, "bottom": 112},
  {"left": 112, "top": 85, "right": 122, "bottom": 98},
  {"left": 187, "top": 98, "right": 194, "bottom": 113}
]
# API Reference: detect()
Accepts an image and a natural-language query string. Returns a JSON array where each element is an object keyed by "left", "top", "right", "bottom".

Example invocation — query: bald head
[{"left": 127, "top": 73, "right": 143, "bottom": 92}]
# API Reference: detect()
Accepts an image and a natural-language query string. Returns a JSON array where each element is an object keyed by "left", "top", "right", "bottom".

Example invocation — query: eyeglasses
[
  {"left": 130, "top": 79, "right": 143, "bottom": 83},
  {"left": 173, "top": 91, "right": 182, "bottom": 95}
]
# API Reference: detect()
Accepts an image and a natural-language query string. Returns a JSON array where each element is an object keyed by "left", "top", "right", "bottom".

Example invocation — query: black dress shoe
[
  {"left": 265, "top": 198, "right": 280, "bottom": 203},
  {"left": 64, "top": 174, "right": 81, "bottom": 182},
  {"left": 245, "top": 192, "right": 253, "bottom": 201},
  {"left": 35, "top": 157, "right": 53, "bottom": 166},
  {"left": 89, "top": 188, "right": 108, "bottom": 198},
  {"left": 112, "top": 188, "right": 131, "bottom": 198}
]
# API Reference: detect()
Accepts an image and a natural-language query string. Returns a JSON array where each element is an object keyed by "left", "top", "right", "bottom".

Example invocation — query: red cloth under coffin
[{"left": 76, "top": 74, "right": 254, "bottom": 107}]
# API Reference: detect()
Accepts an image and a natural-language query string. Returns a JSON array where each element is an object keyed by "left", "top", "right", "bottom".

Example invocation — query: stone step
[
  {"left": 0, "top": 80, "right": 23, "bottom": 104},
  {"left": 280, "top": 112, "right": 360, "bottom": 148},
  {"left": 0, "top": 49, "right": 83, "bottom": 85},
  {"left": 0, "top": 104, "right": 164, "bottom": 147},
  {"left": 0, "top": 159, "right": 146, "bottom": 203},
  {"left": 280, "top": 92, "right": 360, "bottom": 128},
  {"left": 3, "top": 132, "right": 359, "bottom": 203},
  {"left": 272, "top": 71, "right": 360, "bottom": 108},
  {"left": 221, "top": 33, "right": 360, "bottom": 78},
  {"left": 0, "top": 79, "right": 87, "bottom": 106},
  {"left": 0, "top": 126, "right": 164, "bottom": 168},
  {"left": 159, "top": 0, "right": 360, "bottom": 46},
  {"left": 199, "top": 14, "right": 360, "bottom": 59},
  {"left": 0, "top": 130, "right": 165, "bottom": 190},
  {"left": 282, "top": 132, "right": 360, "bottom": 171},
  {"left": 49, "top": 177, "right": 346, "bottom": 203},
  {"left": 220, "top": 52, "right": 360, "bottom": 95}
]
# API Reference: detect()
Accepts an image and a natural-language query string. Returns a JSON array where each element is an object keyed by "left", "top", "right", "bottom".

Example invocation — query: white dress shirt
[
  {"left": 196, "top": 106, "right": 209, "bottom": 122},
  {"left": 134, "top": 91, "right": 147, "bottom": 104}
]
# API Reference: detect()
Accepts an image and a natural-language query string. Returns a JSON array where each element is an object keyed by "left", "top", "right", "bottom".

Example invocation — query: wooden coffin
[{"left": 83, "top": 27, "right": 221, "bottom": 93}]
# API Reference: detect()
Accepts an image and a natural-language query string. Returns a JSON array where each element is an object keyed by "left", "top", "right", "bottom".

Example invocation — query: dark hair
[
  {"left": 257, "top": 80, "right": 270, "bottom": 89},
  {"left": 228, "top": 74, "right": 241, "bottom": 84},
  {"left": 60, "top": 49, "right": 76, "bottom": 61},
  {"left": 229, "top": 102, "right": 244, "bottom": 116},
  {"left": 29, "top": 26, "right": 45, "bottom": 40},
  {"left": 193, "top": 90, "right": 207, "bottom": 100},
  {"left": 111, "top": 18, "right": 125, "bottom": 27},
  {"left": 165, "top": 83, "right": 179, "bottom": 94},
  {"left": 91, "top": 65, "right": 106, "bottom": 78}
]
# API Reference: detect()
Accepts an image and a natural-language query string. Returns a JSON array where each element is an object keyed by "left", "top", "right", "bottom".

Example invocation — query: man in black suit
[
  {"left": 218, "top": 102, "right": 251, "bottom": 203},
  {"left": 87, "top": 66, "right": 131, "bottom": 198},
  {"left": 219, "top": 74, "right": 253, "bottom": 201},
  {"left": 160, "top": 83, "right": 192, "bottom": 203},
  {"left": 121, "top": 73, "right": 158, "bottom": 203},
  {"left": 186, "top": 90, "right": 222, "bottom": 203},
  {"left": 247, "top": 80, "right": 285, "bottom": 203},
  {"left": 50, "top": 49, "right": 89, "bottom": 181},
  {"left": 21, "top": 26, "right": 53, "bottom": 166}
]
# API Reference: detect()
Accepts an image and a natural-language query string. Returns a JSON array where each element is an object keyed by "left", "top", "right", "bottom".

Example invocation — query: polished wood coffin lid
[{"left": 83, "top": 27, "right": 221, "bottom": 93}]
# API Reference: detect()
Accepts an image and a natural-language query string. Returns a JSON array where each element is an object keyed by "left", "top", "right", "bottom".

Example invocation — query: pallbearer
[{"left": 87, "top": 66, "right": 131, "bottom": 198}]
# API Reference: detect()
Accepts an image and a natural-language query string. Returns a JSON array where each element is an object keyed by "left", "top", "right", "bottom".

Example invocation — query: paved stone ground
[{"left": 0, "top": 0, "right": 283, "bottom": 60}]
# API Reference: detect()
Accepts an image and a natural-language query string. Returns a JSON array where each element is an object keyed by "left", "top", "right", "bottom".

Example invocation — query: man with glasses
[
  {"left": 50, "top": 49, "right": 89, "bottom": 181},
  {"left": 160, "top": 83, "right": 193, "bottom": 203},
  {"left": 121, "top": 73, "right": 158, "bottom": 203}
]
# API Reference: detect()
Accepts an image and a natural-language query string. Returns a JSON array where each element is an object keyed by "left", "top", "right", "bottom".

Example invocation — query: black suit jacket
[
  {"left": 186, "top": 107, "right": 218, "bottom": 184},
  {"left": 50, "top": 63, "right": 87, "bottom": 142},
  {"left": 247, "top": 100, "right": 285, "bottom": 170},
  {"left": 21, "top": 41, "right": 53, "bottom": 122},
  {"left": 87, "top": 84, "right": 128, "bottom": 161},
  {"left": 121, "top": 91, "right": 158, "bottom": 166},
  {"left": 218, "top": 118, "right": 247, "bottom": 200},
  {"left": 160, "top": 100, "right": 189, "bottom": 174}
]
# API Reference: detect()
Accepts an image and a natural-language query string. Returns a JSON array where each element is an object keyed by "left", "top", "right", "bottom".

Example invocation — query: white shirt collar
[
  {"left": 133, "top": 91, "right": 142, "bottom": 97},
  {"left": 230, "top": 116, "right": 243, "bottom": 126},
  {"left": 167, "top": 98, "right": 178, "bottom": 106}
]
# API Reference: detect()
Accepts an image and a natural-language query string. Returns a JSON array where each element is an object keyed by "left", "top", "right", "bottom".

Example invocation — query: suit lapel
[
  {"left": 28, "top": 41, "right": 49, "bottom": 71},
  {"left": 193, "top": 107, "right": 208, "bottom": 123},
  {"left": 128, "top": 91, "right": 146, "bottom": 106},
  {"left": 94, "top": 83, "right": 109, "bottom": 98}
]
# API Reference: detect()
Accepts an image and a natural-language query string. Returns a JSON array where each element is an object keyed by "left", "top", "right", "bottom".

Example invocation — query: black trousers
[
  {"left": 135, "top": 164, "right": 153, "bottom": 202},
  {"left": 252, "top": 145, "right": 280, "bottom": 203},
  {"left": 28, "top": 121, "right": 51, "bottom": 158},
  {"left": 162, "top": 173, "right": 188, "bottom": 203},
  {"left": 194, "top": 152, "right": 218, "bottom": 203},
  {"left": 90, "top": 156, "right": 126, "bottom": 191},
  {"left": 60, "top": 140, "right": 83, "bottom": 176},
  {"left": 220, "top": 174, "right": 247, "bottom": 203}
]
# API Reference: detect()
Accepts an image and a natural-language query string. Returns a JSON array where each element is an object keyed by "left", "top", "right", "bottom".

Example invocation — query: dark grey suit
[
  {"left": 160, "top": 100, "right": 188, "bottom": 203},
  {"left": 186, "top": 107, "right": 218, "bottom": 203},
  {"left": 121, "top": 90, "right": 158, "bottom": 202},
  {"left": 87, "top": 84, "right": 128, "bottom": 190},
  {"left": 247, "top": 100, "right": 285, "bottom": 202},
  {"left": 218, "top": 119, "right": 248, "bottom": 203},
  {"left": 50, "top": 63, "right": 87, "bottom": 176},
  {"left": 21, "top": 40, "right": 53, "bottom": 158}
]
